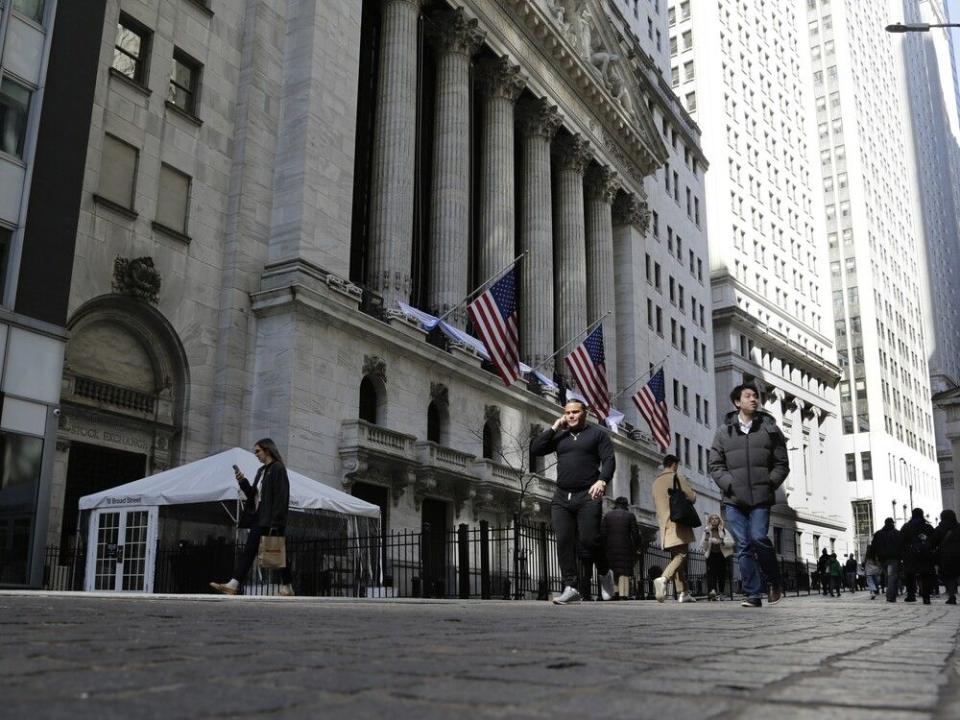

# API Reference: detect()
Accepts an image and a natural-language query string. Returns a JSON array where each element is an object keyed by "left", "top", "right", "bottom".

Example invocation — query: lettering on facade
[
  {"left": 63, "top": 418, "right": 151, "bottom": 451},
  {"left": 104, "top": 496, "right": 144, "bottom": 505}
]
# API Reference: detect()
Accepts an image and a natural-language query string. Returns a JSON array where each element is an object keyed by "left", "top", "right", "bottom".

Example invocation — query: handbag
[
  {"left": 668, "top": 473, "right": 702, "bottom": 528},
  {"left": 258, "top": 533, "right": 286, "bottom": 569}
]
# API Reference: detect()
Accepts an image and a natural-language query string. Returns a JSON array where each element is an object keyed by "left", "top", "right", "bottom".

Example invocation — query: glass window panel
[
  {"left": 99, "top": 135, "right": 138, "bottom": 208},
  {"left": 12, "top": 0, "right": 45, "bottom": 23},
  {"left": 0, "top": 431, "right": 44, "bottom": 585},
  {"left": 156, "top": 164, "right": 190, "bottom": 232},
  {"left": 0, "top": 79, "right": 31, "bottom": 158}
]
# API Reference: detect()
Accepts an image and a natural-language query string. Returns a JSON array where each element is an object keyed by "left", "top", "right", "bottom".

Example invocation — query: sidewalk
[{"left": 1, "top": 591, "right": 957, "bottom": 719}]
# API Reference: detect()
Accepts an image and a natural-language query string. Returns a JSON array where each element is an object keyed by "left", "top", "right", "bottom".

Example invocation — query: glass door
[{"left": 85, "top": 507, "right": 158, "bottom": 592}]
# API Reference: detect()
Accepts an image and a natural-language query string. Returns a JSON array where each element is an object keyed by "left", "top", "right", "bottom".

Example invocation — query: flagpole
[
  {"left": 610, "top": 354, "right": 671, "bottom": 402},
  {"left": 528, "top": 311, "right": 611, "bottom": 374},
  {"left": 434, "top": 252, "right": 527, "bottom": 325}
]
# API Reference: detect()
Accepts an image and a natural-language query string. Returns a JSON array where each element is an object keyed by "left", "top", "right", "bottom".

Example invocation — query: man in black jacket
[
  {"left": 708, "top": 383, "right": 789, "bottom": 607},
  {"left": 900, "top": 508, "right": 936, "bottom": 604},
  {"left": 602, "top": 496, "right": 640, "bottom": 598},
  {"left": 816, "top": 548, "right": 830, "bottom": 596},
  {"left": 532, "top": 399, "right": 616, "bottom": 604},
  {"left": 871, "top": 517, "right": 902, "bottom": 602}
]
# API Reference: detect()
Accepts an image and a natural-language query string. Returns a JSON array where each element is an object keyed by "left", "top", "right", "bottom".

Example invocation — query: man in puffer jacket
[{"left": 708, "top": 383, "right": 789, "bottom": 608}]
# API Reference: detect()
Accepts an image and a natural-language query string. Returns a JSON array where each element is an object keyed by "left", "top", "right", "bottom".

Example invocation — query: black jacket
[
  {"left": 871, "top": 525, "right": 901, "bottom": 564},
  {"left": 934, "top": 518, "right": 960, "bottom": 576},
  {"left": 708, "top": 410, "right": 789, "bottom": 508},
  {"left": 530, "top": 424, "right": 615, "bottom": 492},
  {"left": 602, "top": 508, "right": 640, "bottom": 576},
  {"left": 900, "top": 517, "right": 936, "bottom": 573},
  {"left": 240, "top": 461, "right": 290, "bottom": 530}
]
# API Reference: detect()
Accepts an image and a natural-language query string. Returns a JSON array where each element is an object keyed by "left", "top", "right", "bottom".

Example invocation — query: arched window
[
  {"left": 359, "top": 376, "right": 380, "bottom": 424},
  {"left": 427, "top": 401, "right": 442, "bottom": 443},
  {"left": 482, "top": 418, "right": 501, "bottom": 461},
  {"left": 630, "top": 475, "right": 640, "bottom": 507}
]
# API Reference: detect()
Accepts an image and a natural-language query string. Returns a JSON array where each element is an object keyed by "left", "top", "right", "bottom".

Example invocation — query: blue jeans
[
  {"left": 867, "top": 574, "right": 880, "bottom": 595},
  {"left": 723, "top": 504, "right": 781, "bottom": 599}
]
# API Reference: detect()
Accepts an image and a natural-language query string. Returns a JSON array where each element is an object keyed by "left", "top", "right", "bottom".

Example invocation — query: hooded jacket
[{"left": 707, "top": 409, "right": 789, "bottom": 509}]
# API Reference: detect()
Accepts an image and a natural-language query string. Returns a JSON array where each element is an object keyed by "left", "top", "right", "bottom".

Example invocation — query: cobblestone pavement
[{"left": 1, "top": 591, "right": 958, "bottom": 719}]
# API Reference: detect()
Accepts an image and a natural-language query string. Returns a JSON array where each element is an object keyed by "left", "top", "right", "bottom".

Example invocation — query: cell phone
[{"left": 232, "top": 464, "right": 241, "bottom": 474}]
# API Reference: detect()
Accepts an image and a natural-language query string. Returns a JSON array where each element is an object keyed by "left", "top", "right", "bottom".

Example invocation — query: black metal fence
[{"left": 41, "top": 520, "right": 815, "bottom": 600}]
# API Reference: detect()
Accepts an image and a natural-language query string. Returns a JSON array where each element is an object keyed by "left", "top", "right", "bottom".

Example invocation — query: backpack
[{"left": 907, "top": 526, "right": 934, "bottom": 563}]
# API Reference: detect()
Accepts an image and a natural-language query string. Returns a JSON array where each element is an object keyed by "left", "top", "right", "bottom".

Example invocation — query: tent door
[{"left": 85, "top": 507, "right": 158, "bottom": 592}]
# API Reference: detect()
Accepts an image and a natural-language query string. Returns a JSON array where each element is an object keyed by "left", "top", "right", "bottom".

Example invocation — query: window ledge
[
  {"left": 152, "top": 221, "right": 192, "bottom": 244},
  {"left": 165, "top": 101, "right": 203, "bottom": 127},
  {"left": 93, "top": 194, "right": 138, "bottom": 220},
  {"left": 184, "top": 0, "right": 214, "bottom": 17},
  {"left": 108, "top": 68, "right": 151, "bottom": 97}
]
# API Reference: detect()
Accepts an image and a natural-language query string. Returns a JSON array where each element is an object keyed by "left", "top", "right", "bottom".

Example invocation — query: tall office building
[
  {"left": 666, "top": 0, "right": 850, "bottom": 561},
  {"left": 900, "top": 0, "right": 960, "bottom": 516},
  {"left": 805, "top": 0, "right": 942, "bottom": 554}
]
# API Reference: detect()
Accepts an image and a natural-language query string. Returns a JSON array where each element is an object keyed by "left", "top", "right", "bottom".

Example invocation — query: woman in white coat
[{"left": 700, "top": 513, "right": 734, "bottom": 600}]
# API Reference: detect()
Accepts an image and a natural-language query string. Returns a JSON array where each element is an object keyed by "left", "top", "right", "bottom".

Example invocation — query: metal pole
[
  {"left": 434, "top": 252, "right": 527, "bottom": 325},
  {"left": 527, "top": 312, "right": 611, "bottom": 374}
]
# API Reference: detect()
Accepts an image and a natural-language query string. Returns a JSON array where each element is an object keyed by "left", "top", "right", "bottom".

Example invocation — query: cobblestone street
[{"left": 1, "top": 591, "right": 958, "bottom": 719}]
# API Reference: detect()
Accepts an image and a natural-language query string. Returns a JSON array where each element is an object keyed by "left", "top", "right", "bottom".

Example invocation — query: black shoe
[
  {"left": 768, "top": 586, "right": 783, "bottom": 605},
  {"left": 741, "top": 598, "right": 762, "bottom": 608},
  {"left": 947, "top": 596, "right": 957, "bottom": 605},
  {"left": 904, "top": 596, "right": 917, "bottom": 603},
  {"left": 887, "top": 598, "right": 896, "bottom": 602}
]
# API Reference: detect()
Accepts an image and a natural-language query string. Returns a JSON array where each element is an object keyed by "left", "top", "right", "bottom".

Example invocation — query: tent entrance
[{"left": 84, "top": 506, "right": 158, "bottom": 592}]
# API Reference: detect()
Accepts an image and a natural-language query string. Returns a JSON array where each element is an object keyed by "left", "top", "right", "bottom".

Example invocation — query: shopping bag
[{"left": 258, "top": 535, "right": 286, "bottom": 569}]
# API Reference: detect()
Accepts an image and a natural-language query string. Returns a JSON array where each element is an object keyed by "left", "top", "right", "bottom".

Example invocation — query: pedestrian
[
  {"left": 700, "top": 513, "right": 734, "bottom": 600},
  {"left": 863, "top": 544, "right": 883, "bottom": 600},
  {"left": 816, "top": 548, "right": 830, "bottom": 596},
  {"left": 933, "top": 509, "right": 960, "bottom": 605},
  {"left": 532, "top": 399, "right": 616, "bottom": 604},
  {"left": 708, "top": 383, "right": 789, "bottom": 608},
  {"left": 602, "top": 496, "right": 640, "bottom": 598},
  {"left": 900, "top": 508, "right": 936, "bottom": 604},
  {"left": 210, "top": 438, "right": 295, "bottom": 596},
  {"left": 652, "top": 454, "right": 698, "bottom": 603},
  {"left": 872, "top": 517, "right": 902, "bottom": 602},
  {"left": 827, "top": 553, "right": 843, "bottom": 596},
  {"left": 844, "top": 554, "right": 858, "bottom": 593}
]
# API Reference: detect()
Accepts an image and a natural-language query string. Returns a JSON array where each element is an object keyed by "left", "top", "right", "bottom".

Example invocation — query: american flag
[
  {"left": 633, "top": 367, "right": 671, "bottom": 451},
  {"left": 467, "top": 269, "right": 520, "bottom": 386},
  {"left": 564, "top": 324, "right": 610, "bottom": 420}
]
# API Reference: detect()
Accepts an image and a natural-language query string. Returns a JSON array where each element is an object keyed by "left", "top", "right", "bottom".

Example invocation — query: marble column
[
  {"left": 585, "top": 165, "right": 619, "bottom": 393},
  {"left": 552, "top": 134, "right": 591, "bottom": 379},
  {"left": 789, "top": 398, "right": 807, "bottom": 493},
  {"left": 367, "top": 0, "right": 421, "bottom": 309},
  {"left": 427, "top": 9, "right": 485, "bottom": 327},
  {"left": 612, "top": 191, "right": 649, "bottom": 413},
  {"left": 517, "top": 98, "right": 561, "bottom": 369},
  {"left": 477, "top": 56, "right": 525, "bottom": 283}
]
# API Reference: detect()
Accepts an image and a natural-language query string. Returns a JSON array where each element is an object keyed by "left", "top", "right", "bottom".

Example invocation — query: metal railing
[{"left": 39, "top": 524, "right": 815, "bottom": 600}]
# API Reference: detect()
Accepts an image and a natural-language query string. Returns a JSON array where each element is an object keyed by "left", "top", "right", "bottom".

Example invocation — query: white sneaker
[
  {"left": 654, "top": 576, "right": 667, "bottom": 603},
  {"left": 708, "top": 590, "right": 717, "bottom": 601},
  {"left": 678, "top": 592, "right": 697, "bottom": 603},
  {"left": 553, "top": 586, "right": 583, "bottom": 605},
  {"left": 600, "top": 570, "right": 615, "bottom": 601}
]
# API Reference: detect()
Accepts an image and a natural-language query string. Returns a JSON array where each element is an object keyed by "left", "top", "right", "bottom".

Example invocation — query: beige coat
[{"left": 652, "top": 469, "right": 697, "bottom": 549}]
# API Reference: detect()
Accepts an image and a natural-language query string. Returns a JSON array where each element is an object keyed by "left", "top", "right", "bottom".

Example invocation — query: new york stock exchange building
[{"left": 17, "top": 0, "right": 721, "bottom": 593}]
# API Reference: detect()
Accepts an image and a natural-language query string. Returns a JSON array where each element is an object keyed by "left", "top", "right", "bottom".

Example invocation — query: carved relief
[
  {"left": 430, "top": 7, "right": 486, "bottom": 56},
  {"left": 430, "top": 382, "right": 449, "bottom": 407},
  {"left": 612, "top": 191, "right": 650, "bottom": 234},
  {"left": 362, "top": 355, "right": 387, "bottom": 381},
  {"left": 112, "top": 256, "right": 161, "bottom": 304},
  {"left": 552, "top": 133, "right": 592, "bottom": 174},
  {"left": 476, "top": 55, "right": 526, "bottom": 102},
  {"left": 585, "top": 164, "right": 619, "bottom": 203},
  {"left": 517, "top": 96, "right": 562, "bottom": 139}
]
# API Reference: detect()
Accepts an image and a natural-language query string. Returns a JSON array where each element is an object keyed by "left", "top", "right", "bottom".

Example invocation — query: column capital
[
  {"left": 517, "top": 97, "right": 562, "bottom": 139},
  {"left": 386, "top": 0, "right": 423, "bottom": 8},
  {"left": 477, "top": 55, "right": 526, "bottom": 102},
  {"left": 585, "top": 164, "right": 619, "bottom": 203},
  {"left": 612, "top": 191, "right": 650, "bottom": 233},
  {"left": 552, "top": 133, "right": 591, "bottom": 174},
  {"left": 430, "top": 7, "right": 485, "bottom": 56}
]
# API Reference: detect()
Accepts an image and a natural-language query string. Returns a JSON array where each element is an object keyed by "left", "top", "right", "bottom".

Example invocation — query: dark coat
[
  {"left": 871, "top": 525, "right": 901, "bottom": 564},
  {"left": 240, "top": 461, "right": 290, "bottom": 530},
  {"left": 602, "top": 508, "right": 640, "bottom": 576},
  {"left": 934, "top": 518, "right": 960, "bottom": 576},
  {"left": 708, "top": 410, "right": 789, "bottom": 509},
  {"left": 900, "top": 517, "right": 936, "bottom": 573},
  {"left": 817, "top": 551, "right": 830, "bottom": 574}
]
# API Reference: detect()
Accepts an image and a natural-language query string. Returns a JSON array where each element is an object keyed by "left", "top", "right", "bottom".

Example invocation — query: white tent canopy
[{"left": 78, "top": 447, "right": 380, "bottom": 519}]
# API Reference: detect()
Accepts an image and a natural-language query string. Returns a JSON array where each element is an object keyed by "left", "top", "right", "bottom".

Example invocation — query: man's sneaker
[
  {"left": 599, "top": 570, "right": 616, "bottom": 601},
  {"left": 904, "top": 596, "right": 917, "bottom": 603},
  {"left": 768, "top": 585, "right": 783, "bottom": 606},
  {"left": 678, "top": 592, "right": 697, "bottom": 603},
  {"left": 741, "top": 598, "right": 762, "bottom": 608},
  {"left": 653, "top": 576, "right": 668, "bottom": 603},
  {"left": 553, "top": 586, "right": 582, "bottom": 605},
  {"left": 708, "top": 589, "right": 717, "bottom": 601},
  {"left": 209, "top": 581, "right": 237, "bottom": 596},
  {"left": 279, "top": 584, "right": 295, "bottom": 597}
]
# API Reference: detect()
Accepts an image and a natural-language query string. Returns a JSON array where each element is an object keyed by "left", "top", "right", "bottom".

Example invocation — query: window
[
  {"left": 13, "top": 0, "right": 46, "bottom": 23},
  {"left": 0, "top": 227, "right": 10, "bottom": 300},
  {"left": 113, "top": 13, "right": 152, "bottom": 84},
  {"left": 168, "top": 49, "right": 201, "bottom": 114},
  {"left": 673, "top": 379, "right": 680, "bottom": 407},
  {"left": 0, "top": 79, "right": 31, "bottom": 159},
  {"left": 156, "top": 164, "right": 191, "bottom": 234},
  {"left": 98, "top": 135, "right": 139, "bottom": 209},
  {"left": 861, "top": 451, "right": 872, "bottom": 481},
  {"left": 845, "top": 452, "right": 856, "bottom": 482}
]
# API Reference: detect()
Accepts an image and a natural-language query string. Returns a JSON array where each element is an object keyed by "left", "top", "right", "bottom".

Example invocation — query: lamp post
[
  {"left": 885, "top": 22, "right": 960, "bottom": 33},
  {"left": 899, "top": 457, "right": 908, "bottom": 511},
  {"left": 891, "top": 499, "right": 898, "bottom": 523}
]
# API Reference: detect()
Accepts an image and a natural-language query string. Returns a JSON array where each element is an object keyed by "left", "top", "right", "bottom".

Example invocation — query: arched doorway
[{"left": 52, "top": 296, "right": 188, "bottom": 555}]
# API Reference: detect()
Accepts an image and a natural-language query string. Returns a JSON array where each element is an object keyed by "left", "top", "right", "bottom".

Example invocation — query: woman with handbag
[
  {"left": 210, "top": 438, "right": 294, "bottom": 596},
  {"left": 652, "top": 454, "right": 698, "bottom": 603},
  {"left": 700, "top": 513, "right": 733, "bottom": 600}
]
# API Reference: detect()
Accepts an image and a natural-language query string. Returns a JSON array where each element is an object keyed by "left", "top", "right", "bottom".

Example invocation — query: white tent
[{"left": 78, "top": 447, "right": 380, "bottom": 518}]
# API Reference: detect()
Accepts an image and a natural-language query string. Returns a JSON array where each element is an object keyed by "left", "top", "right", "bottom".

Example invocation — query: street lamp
[{"left": 885, "top": 22, "right": 960, "bottom": 33}]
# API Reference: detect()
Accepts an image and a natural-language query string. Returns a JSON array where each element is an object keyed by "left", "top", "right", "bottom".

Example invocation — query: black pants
[
  {"left": 551, "top": 489, "right": 607, "bottom": 590},
  {"left": 903, "top": 571, "right": 933, "bottom": 602},
  {"left": 706, "top": 552, "right": 727, "bottom": 594},
  {"left": 236, "top": 525, "right": 292, "bottom": 586}
]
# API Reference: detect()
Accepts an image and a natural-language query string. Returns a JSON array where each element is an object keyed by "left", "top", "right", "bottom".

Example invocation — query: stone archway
[{"left": 49, "top": 296, "right": 189, "bottom": 551}]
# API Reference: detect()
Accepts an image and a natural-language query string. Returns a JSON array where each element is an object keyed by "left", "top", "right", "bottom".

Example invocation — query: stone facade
[{"left": 46, "top": 0, "right": 715, "bottom": 557}]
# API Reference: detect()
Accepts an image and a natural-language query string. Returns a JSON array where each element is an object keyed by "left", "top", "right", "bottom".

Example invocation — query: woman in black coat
[
  {"left": 210, "top": 438, "right": 294, "bottom": 596},
  {"left": 934, "top": 509, "right": 960, "bottom": 605},
  {"left": 602, "top": 497, "right": 640, "bottom": 597}
]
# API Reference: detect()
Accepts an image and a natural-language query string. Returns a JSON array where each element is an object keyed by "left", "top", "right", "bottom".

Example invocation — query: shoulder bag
[{"left": 668, "top": 473, "right": 702, "bottom": 528}]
